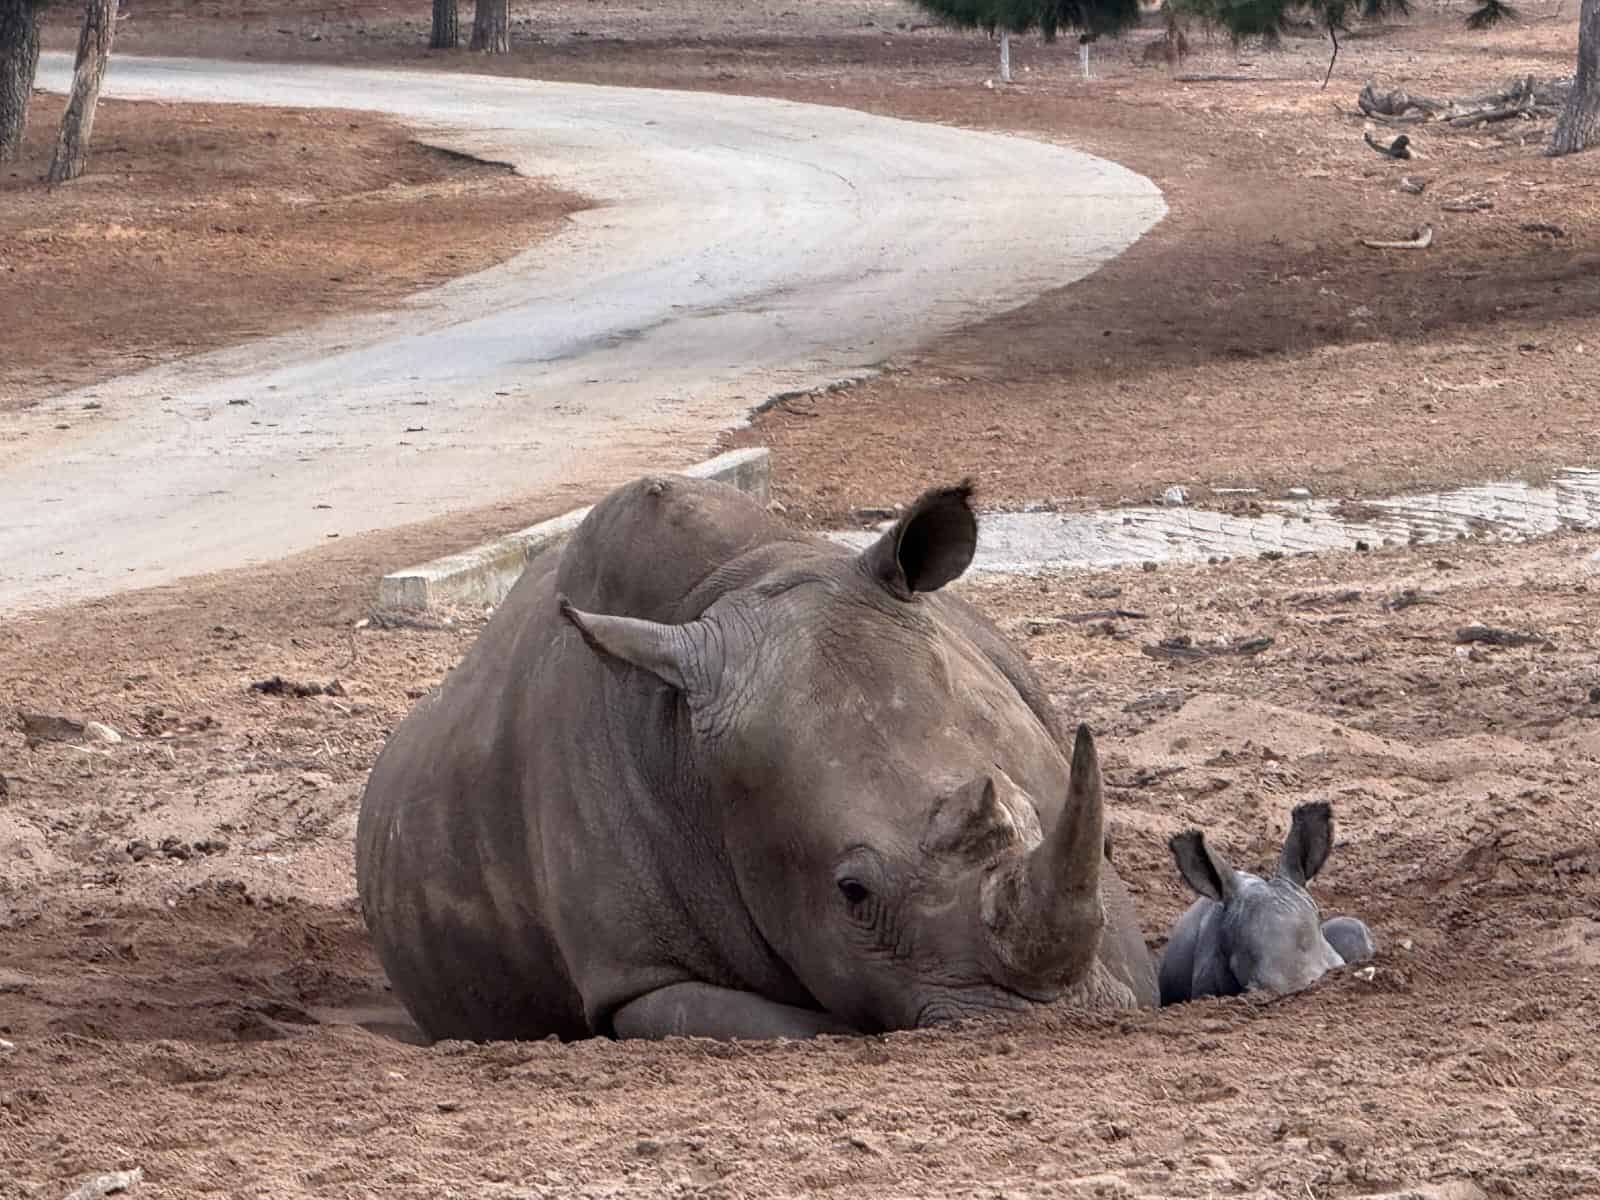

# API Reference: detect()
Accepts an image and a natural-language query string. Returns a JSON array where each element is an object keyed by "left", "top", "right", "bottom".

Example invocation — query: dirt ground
[
  {"left": 5, "top": 511, "right": 1600, "bottom": 1198},
  {"left": 0, "top": 95, "right": 584, "bottom": 405},
  {"left": 7, "top": 2, "right": 1600, "bottom": 1197}
]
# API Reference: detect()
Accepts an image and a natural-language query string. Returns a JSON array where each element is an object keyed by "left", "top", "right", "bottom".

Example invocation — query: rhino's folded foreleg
[{"left": 609, "top": 983, "right": 858, "bottom": 1041}]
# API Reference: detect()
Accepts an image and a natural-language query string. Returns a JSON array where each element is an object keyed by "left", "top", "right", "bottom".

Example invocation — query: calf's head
[
  {"left": 559, "top": 483, "right": 1112, "bottom": 1031},
  {"left": 1170, "top": 802, "right": 1347, "bottom": 996}
]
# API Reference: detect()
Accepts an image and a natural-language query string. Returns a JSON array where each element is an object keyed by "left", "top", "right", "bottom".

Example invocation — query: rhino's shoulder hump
[{"left": 557, "top": 475, "right": 795, "bottom": 619}]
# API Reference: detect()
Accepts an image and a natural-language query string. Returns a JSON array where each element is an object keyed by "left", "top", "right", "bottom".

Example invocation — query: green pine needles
[
  {"left": 1169, "top": 0, "right": 1410, "bottom": 86},
  {"left": 913, "top": 0, "right": 1521, "bottom": 87},
  {"left": 908, "top": 0, "right": 1143, "bottom": 41},
  {"left": 1465, "top": 0, "right": 1519, "bottom": 29}
]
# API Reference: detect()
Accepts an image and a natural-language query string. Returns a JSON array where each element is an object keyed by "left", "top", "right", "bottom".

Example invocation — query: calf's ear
[
  {"left": 1169, "top": 830, "right": 1238, "bottom": 903},
  {"left": 1278, "top": 801, "right": 1334, "bottom": 886},
  {"left": 860, "top": 480, "right": 978, "bottom": 600}
]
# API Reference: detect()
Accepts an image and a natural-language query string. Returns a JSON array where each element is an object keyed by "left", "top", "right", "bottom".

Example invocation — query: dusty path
[{"left": 4, "top": 52, "right": 1163, "bottom": 612}]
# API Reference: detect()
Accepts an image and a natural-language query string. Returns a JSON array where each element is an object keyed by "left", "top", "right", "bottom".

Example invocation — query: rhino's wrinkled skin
[
  {"left": 356, "top": 475, "right": 1157, "bottom": 1041},
  {"left": 1158, "top": 802, "right": 1377, "bottom": 1005}
]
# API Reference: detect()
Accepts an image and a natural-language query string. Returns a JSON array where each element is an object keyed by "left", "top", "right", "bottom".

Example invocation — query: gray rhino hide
[{"left": 357, "top": 474, "right": 1156, "bottom": 1041}]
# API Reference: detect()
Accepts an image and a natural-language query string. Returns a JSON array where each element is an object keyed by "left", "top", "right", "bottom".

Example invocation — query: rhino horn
[{"left": 981, "top": 723, "right": 1106, "bottom": 990}]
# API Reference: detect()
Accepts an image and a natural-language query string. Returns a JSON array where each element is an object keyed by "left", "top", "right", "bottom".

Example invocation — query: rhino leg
[{"left": 610, "top": 983, "right": 858, "bottom": 1041}]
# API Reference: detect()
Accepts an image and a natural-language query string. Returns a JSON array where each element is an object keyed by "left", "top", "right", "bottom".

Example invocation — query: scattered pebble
[
  {"left": 1285, "top": 486, "right": 1313, "bottom": 499},
  {"left": 85, "top": 721, "right": 122, "bottom": 744},
  {"left": 1162, "top": 485, "right": 1188, "bottom": 507}
]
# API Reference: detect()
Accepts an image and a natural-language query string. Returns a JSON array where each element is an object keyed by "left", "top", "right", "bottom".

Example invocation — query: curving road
[{"left": 5, "top": 54, "right": 1164, "bottom": 611}]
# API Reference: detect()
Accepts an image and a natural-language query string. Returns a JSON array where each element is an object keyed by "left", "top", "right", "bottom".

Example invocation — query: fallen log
[
  {"left": 1359, "top": 82, "right": 1450, "bottom": 116},
  {"left": 1361, "top": 225, "right": 1433, "bottom": 250},
  {"left": 1356, "top": 75, "right": 1571, "bottom": 127},
  {"left": 1445, "top": 98, "right": 1537, "bottom": 126}
]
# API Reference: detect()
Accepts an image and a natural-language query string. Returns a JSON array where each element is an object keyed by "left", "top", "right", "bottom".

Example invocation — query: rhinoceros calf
[
  {"left": 1157, "top": 802, "right": 1377, "bottom": 1005},
  {"left": 357, "top": 475, "right": 1157, "bottom": 1041}
]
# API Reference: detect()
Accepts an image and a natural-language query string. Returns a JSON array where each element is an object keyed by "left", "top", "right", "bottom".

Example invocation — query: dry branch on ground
[{"left": 1358, "top": 76, "right": 1572, "bottom": 129}]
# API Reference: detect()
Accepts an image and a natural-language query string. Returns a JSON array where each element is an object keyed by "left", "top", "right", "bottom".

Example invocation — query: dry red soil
[
  {"left": 6, "top": 2, "right": 1600, "bottom": 1196},
  {"left": 0, "top": 94, "right": 583, "bottom": 405},
  {"left": 5, "top": 517, "right": 1600, "bottom": 1198}
]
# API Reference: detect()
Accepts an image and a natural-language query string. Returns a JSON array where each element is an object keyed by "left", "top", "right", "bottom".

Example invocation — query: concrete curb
[{"left": 378, "top": 448, "right": 771, "bottom": 610}]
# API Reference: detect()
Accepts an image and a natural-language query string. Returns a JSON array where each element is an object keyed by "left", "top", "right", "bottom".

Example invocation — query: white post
[
  {"left": 1080, "top": 40, "right": 1092, "bottom": 79},
  {"left": 999, "top": 30, "right": 1012, "bottom": 83}
]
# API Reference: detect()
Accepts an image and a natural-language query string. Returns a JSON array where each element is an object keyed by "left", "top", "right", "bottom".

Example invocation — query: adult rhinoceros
[{"left": 356, "top": 475, "right": 1156, "bottom": 1041}]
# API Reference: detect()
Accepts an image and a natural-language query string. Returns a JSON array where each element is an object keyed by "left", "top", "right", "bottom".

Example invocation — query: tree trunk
[
  {"left": 1550, "top": 0, "right": 1600, "bottom": 155},
  {"left": 469, "top": 0, "right": 508, "bottom": 53},
  {"left": 430, "top": 0, "right": 458, "bottom": 49},
  {"left": 46, "top": 0, "right": 116, "bottom": 184},
  {"left": 0, "top": 0, "right": 40, "bottom": 163},
  {"left": 998, "top": 30, "right": 1012, "bottom": 83}
]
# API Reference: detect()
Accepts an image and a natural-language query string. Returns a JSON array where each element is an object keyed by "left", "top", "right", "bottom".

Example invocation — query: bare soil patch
[
  {"left": 0, "top": 94, "right": 584, "bottom": 405},
  {"left": 4, "top": 505, "right": 1600, "bottom": 1197}
]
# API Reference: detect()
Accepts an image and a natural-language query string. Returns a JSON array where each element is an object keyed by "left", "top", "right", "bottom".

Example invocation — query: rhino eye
[{"left": 837, "top": 878, "right": 870, "bottom": 906}]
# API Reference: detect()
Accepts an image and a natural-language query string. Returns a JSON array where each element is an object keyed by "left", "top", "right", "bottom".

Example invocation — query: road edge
[{"left": 378, "top": 447, "right": 770, "bottom": 609}]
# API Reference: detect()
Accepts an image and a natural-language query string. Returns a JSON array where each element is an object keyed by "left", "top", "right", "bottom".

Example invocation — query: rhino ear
[
  {"left": 860, "top": 480, "right": 978, "bottom": 600},
  {"left": 1278, "top": 801, "right": 1334, "bottom": 886},
  {"left": 1170, "top": 830, "right": 1237, "bottom": 904},
  {"left": 558, "top": 596, "right": 713, "bottom": 696}
]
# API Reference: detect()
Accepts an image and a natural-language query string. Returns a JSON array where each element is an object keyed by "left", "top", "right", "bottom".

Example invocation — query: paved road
[{"left": 5, "top": 54, "right": 1163, "bottom": 611}]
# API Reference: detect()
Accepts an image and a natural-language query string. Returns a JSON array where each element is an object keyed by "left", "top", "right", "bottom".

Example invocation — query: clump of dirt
[{"left": 0, "top": 94, "right": 585, "bottom": 405}]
